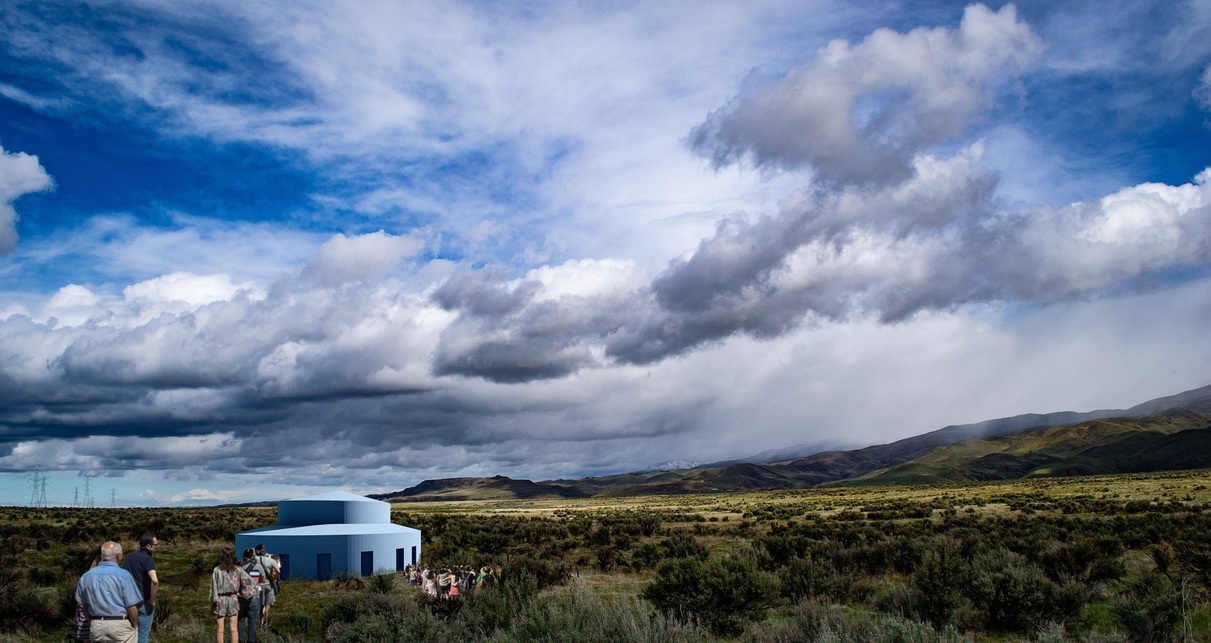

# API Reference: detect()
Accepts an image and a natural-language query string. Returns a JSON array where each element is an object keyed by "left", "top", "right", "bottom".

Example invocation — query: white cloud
[
  {"left": 43, "top": 284, "right": 105, "bottom": 328},
  {"left": 1196, "top": 64, "right": 1211, "bottom": 113},
  {"left": 302, "top": 230, "right": 427, "bottom": 286},
  {"left": 8, "top": 214, "right": 322, "bottom": 289},
  {"left": 689, "top": 4, "right": 1043, "bottom": 185},
  {"left": 166, "top": 488, "right": 246, "bottom": 504},
  {"left": 0, "top": 144, "right": 54, "bottom": 252},
  {"left": 122, "top": 272, "right": 258, "bottom": 308},
  {"left": 525, "top": 258, "right": 646, "bottom": 301}
]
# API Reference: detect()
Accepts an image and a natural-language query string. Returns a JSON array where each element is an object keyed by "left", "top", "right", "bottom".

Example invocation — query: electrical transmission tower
[
  {"left": 27, "top": 471, "right": 47, "bottom": 507},
  {"left": 110, "top": 488, "right": 117, "bottom": 508}
]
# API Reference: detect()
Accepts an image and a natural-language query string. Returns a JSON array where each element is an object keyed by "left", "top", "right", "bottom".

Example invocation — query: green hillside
[{"left": 851, "top": 410, "right": 1211, "bottom": 485}]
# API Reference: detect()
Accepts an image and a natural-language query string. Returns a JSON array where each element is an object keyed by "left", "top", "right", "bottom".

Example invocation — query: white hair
[{"left": 100, "top": 541, "right": 123, "bottom": 562}]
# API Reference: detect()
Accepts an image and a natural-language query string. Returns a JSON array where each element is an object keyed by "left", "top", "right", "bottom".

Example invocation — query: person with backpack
[
  {"left": 237, "top": 548, "right": 264, "bottom": 643},
  {"left": 460, "top": 565, "right": 473, "bottom": 594},
  {"left": 253, "top": 545, "right": 279, "bottom": 626}
]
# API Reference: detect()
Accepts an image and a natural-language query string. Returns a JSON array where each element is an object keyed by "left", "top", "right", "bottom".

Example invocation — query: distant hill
[
  {"left": 370, "top": 475, "right": 587, "bottom": 502},
  {"left": 381, "top": 383, "right": 1211, "bottom": 501}
]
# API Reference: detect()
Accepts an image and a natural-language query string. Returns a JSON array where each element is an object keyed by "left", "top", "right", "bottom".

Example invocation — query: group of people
[
  {"left": 75, "top": 536, "right": 497, "bottom": 643},
  {"left": 73, "top": 534, "right": 159, "bottom": 643},
  {"left": 208, "top": 543, "right": 281, "bottom": 643},
  {"left": 407, "top": 564, "right": 501, "bottom": 599}
]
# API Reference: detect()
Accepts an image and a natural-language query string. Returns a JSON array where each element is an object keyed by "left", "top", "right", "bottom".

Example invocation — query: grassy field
[{"left": 4, "top": 469, "right": 1211, "bottom": 641}]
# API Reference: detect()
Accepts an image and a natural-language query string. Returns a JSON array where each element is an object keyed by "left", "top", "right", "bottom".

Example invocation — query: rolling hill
[{"left": 376, "top": 383, "right": 1211, "bottom": 500}]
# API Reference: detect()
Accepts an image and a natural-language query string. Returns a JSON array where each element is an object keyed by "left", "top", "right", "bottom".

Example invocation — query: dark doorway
[{"left": 317, "top": 553, "right": 331, "bottom": 581}]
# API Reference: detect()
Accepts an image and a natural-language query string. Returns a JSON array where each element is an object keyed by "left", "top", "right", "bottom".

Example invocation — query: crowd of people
[
  {"left": 74, "top": 537, "right": 498, "bottom": 643},
  {"left": 405, "top": 564, "right": 502, "bottom": 599},
  {"left": 72, "top": 536, "right": 283, "bottom": 643}
]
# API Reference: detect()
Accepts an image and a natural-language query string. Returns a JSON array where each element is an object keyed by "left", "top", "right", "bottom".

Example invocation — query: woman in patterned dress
[{"left": 209, "top": 547, "right": 253, "bottom": 643}]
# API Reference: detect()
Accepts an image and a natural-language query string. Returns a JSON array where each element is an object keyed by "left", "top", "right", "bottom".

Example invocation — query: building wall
[
  {"left": 276, "top": 498, "right": 390, "bottom": 526},
  {"left": 234, "top": 529, "right": 422, "bottom": 580}
]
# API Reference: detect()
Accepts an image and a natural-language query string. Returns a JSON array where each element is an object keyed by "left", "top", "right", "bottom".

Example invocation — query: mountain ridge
[{"left": 374, "top": 383, "right": 1211, "bottom": 501}]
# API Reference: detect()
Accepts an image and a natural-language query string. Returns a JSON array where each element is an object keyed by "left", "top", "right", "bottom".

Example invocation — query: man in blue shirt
[
  {"left": 75, "top": 541, "right": 142, "bottom": 643},
  {"left": 123, "top": 533, "right": 159, "bottom": 643}
]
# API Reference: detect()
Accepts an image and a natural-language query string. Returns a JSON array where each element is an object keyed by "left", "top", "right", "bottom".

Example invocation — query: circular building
[{"left": 235, "top": 490, "right": 421, "bottom": 580}]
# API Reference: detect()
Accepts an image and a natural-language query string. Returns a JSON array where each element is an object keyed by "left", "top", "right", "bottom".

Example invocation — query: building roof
[
  {"left": 284, "top": 490, "right": 382, "bottom": 503},
  {"left": 239, "top": 522, "right": 420, "bottom": 537}
]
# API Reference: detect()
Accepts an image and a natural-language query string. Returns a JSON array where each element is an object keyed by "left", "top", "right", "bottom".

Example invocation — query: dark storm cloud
[
  {"left": 431, "top": 267, "right": 628, "bottom": 380},
  {"left": 429, "top": 146, "right": 1211, "bottom": 378}
]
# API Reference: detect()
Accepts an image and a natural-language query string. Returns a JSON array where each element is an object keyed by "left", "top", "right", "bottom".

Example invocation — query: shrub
[
  {"left": 966, "top": 547, "right": 1054, "bottom": 633},
  {"left": 320, "top": 592, "right": 416, "bottom": 631},
  {"left": 1112, "top": 573, "right": 1189, "bottom": 643},
  {"left": 643, "top": 549, "right": 777, "bottom": 636},
  {"left": 153, "top": 596, "right": 173, "bottom": 627},
  {"left": 743, "top": 600, "right": 966, "bottom": 643},
  {"left": 629, "top": 541, "right": 664, "bottom": 571},
  {"left": 776, "top": 556, "right": 832, "bottom": 603},
  {"left": 907, "top": 538, "right": 967, "bottom": 628},
  {"left": 0, "top": 556, "right": 63, "bottom": 634},
  {"left": 504, "top": 555, "right": 572, "bottom": 589},
  {"left": 662, "top": 531, "right": 710, "bottom": 561},
  {"left": 453, "top": 575, "right": 535, "bottom": 638},
  {"left": 499, "top": 589, "right": 705, "bottom": 643},
  {"left": 367, "top": 571, "right": 395, "bottom": 594},
  {"left": 328, "top": 607, "right": 447, "bottom": 643},
  {"left": 283, "top": 608, "right": 314, "bottom": 636}
]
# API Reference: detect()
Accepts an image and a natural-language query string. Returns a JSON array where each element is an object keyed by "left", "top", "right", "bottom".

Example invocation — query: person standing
[
  {"left": 75, "top": 541, "right": 142, "bottom": 643},
  {"left": 253, "top": 544, "right": 279, "bottom": 626},
  {"left": 437, "top": 567, "right": 451, "bottom": 600},
  {"left": 237, "top": 548, "right": 264, "bottom": 642},
  {"left": 209, "top": 547, "right": 253, "bottom": 643},
  {"left": 123, "top": 533, "right": 159, "bottom": 643}
]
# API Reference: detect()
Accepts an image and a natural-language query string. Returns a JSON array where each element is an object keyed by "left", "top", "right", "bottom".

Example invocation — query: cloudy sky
[{"left": 2, "top": 0, "right": 1210, "bottom": 506}]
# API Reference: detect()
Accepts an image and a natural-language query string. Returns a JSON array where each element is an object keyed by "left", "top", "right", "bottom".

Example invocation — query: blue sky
[{"left": 2, "top": 0, "right": 1210, "bottom": 506}]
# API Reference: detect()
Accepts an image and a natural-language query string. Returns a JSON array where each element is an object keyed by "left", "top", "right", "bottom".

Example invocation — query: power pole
[
  {"left": 74, "top": 486, "right": 80, "bottom": 508},
  {"left": 110, "top": 488, "right": 117, "bottom": 508}
]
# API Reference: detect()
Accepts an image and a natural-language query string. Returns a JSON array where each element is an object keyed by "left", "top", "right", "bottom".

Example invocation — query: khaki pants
[{"left": 91, "top": 618, "right": 137, "bottom": 643}]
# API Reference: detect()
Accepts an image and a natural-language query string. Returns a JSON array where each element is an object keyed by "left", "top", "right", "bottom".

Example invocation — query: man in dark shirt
[{"left": 122, "top": 533, "right": 158, "bottom": 643}]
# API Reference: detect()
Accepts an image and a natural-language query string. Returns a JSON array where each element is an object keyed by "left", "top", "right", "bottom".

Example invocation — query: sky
[{"left": 1, "top": 0, "right": 1210, "bottom": 507}]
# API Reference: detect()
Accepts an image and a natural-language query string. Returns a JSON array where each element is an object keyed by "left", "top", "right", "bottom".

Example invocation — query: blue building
[{"left": 235, "top": 490, "right": 422, "bottom": 580}]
